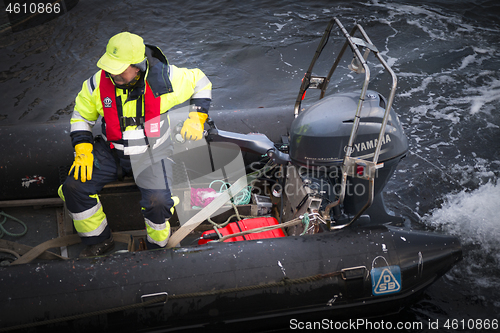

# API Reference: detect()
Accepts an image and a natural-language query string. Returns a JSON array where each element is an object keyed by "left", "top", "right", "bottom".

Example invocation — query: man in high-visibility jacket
[{"left": 58, "top": 32, "right": 211, "bottom": 257}]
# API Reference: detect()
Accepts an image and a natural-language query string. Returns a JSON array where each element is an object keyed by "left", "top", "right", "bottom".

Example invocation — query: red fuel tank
[{"left": 198, "top": 217, "right": 285, "bottom": 245}]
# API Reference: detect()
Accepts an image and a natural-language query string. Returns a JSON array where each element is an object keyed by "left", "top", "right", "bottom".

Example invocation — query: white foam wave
[
  {"left": 458, "top": 54, "right": 477, "bottom": 70},
  {"left": 270, "top": 22, "right": 286, "bottom": 32},
  {"left": 398, "top": 76, "right": 433, "bottom": 98},
  {"left": 366, "top": 1, "right": 478, "bottom": 40},
  {"left": 274, "top": 12, "right": 292, "bottom": 17},
  {"left": 464, "top": 78, "right": 500, "bottom": 115},
  {"left": 399, "top": 65, "right": 500, "bottom": 118},
  {"left": 297, "top": 13, "right": 318, "bottom": 21},
  {"left": 423, "top": 182, "right": 500, "bottom": 265}
]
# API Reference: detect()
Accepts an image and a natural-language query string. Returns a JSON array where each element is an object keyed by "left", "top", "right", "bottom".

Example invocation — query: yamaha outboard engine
[
  {"left": 288, "top": 91, "right": 408, "bottom": 225},
  {"left": 281, "top": 18, "right": 409, "bottom": 229},
  {"left": 206, "top": 18, "right": 410, "bottom": 230}
]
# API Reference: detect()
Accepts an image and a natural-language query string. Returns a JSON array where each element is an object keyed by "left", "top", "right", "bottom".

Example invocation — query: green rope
[
  {"left": 0, "top": 212, "right": 28, "bottom": 238},
  {"left": 300, "top": 213, "right": 310, "bottom": 236},
  {"left": 209, "top": 179, "right": 231, "bottom": 192},
  {"left": 208, "top": 179, "right": 252, "bottom": 206},
  {"left": 205, "top": 162, "right": 276, "bottom": 233}
]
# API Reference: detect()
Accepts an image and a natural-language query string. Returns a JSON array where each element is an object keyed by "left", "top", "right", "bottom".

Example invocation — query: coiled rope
[
  {"left": 209, "top": 179, "right": 252, "bottom": 206},
  {"left": 0, "top": 211, "right": 28, "bottom": 238},
  {"left": 300, "top": 213, "right": 310, "bottom": 236}
]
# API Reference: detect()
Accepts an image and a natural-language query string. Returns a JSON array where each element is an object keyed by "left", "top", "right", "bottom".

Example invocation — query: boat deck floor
[
  {"left": 0, "top": 191, "right": 210, "bottom": 262},
  {"left": 0, "top": 182, "right": 269, "bottom": 263}
]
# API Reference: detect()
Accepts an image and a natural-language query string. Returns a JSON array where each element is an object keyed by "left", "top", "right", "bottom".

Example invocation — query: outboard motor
[
  {"left": 206, "top": 18, "right": 409, "bottom": 230},
  {"left": 283, "top": 18, "right": 409, "bottom": 228},
  {"left": 289, "top": 91, "right": 408, "bottom": 225}
]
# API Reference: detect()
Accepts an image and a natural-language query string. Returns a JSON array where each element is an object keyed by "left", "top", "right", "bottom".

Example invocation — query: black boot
[{"left": 79, "top": 235, "right": 115, "bottom": 258}]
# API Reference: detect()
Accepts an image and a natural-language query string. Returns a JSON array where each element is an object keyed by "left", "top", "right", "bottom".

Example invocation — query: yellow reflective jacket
[{"left": 70, "top": 45, "right": 212, "bottom": 156}]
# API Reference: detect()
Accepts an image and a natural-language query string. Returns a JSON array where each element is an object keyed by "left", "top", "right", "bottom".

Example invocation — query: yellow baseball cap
[{"left": 97, "top": 32, "right": 146, "bottom": 75}]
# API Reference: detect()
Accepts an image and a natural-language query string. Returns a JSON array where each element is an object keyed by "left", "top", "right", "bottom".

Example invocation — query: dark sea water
[{"left": 1, "top": 0, "right": 500, "bottom": 331}]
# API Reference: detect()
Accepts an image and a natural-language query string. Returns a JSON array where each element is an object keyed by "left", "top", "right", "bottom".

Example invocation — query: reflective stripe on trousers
[
  {"left": 143, "top": 196, "right": 178, "bottom": 247},
  {"left": 60, "top": 136, "right": 176, "bottom": 247},
  {"left": 58, "top": 137, "right": 125, "bottom": 245},
  {"left": 145, "top": 218, "right": 171, "bottom": 247},
  {"left": 58, "top": 185, "right": 110, "bottom": 244}
]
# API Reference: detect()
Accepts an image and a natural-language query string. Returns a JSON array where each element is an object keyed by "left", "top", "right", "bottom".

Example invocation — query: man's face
[{"left": 110, "top": 65, "right": 140, "bottom": 85}]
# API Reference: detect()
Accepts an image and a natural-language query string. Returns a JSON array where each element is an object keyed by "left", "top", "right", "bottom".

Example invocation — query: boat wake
[{"left": 423, "top": 181, "right": 500, "bottom": 308}]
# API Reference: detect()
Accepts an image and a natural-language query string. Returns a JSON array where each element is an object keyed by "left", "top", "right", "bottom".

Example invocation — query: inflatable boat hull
[{"left": 0, "top": 225, "right": 462, "bottom": 331}]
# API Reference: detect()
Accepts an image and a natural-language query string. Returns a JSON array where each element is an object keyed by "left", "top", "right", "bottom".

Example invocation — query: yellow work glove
[
  {"left": 180, "top": 112, "right": 208, "bottom": 141},
  {"left": 69, "top": 143, "right": 94, "bottom": 182}
]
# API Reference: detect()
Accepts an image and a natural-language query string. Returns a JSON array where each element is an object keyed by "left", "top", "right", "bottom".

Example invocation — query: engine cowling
[
  {"left": 288, "top": 90, "right": 409, "bottom": 221},
  {"left": 289, "top": 90, "right": 408, "bottom": 167}
]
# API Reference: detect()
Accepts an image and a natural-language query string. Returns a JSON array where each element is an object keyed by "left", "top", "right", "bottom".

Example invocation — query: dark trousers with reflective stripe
[{"left": 61, "top": 137, "right": 174, "bottom": 246}]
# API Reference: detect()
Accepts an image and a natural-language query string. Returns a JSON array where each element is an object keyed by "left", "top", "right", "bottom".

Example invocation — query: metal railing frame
[{"left": 293, "top": 18, "right": 397, "bottom": 228}]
